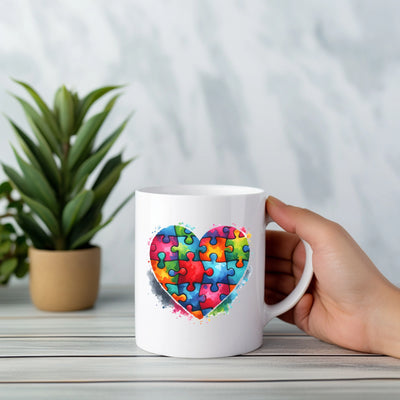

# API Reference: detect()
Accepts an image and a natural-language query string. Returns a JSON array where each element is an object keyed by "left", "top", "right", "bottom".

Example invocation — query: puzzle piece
[
  {"left": 174, "top": 225, "right": 195, "bottom": 244},
  {"left": 149, "top": 234, "right": 179, "bottom": 261},
  {"left": 171, "top": 236, "right": 201, "bottom": 261},
  {"left": 226, "top": 259, "right": 248, "bottom": 285},
  {"left": 177, "top": 283, "right": 206, "bottom": 314},
  {"left": 225, "top": 230, "right": 250, "bottom": 263},
  {"left": 223, "top": 226, "right": 244, "bottom": 239},
  {"left": 200, "top": 283, "right": 230, "bottom": 313},
  {"left": 202, "top": 226, "right": 225, "bottom": 245},
  {"left": 202, "top": 253, "right": 235, "bottom": 291},
  {"left": 199, "top": 237, "right": 233, "bottom": 262},
  {"left": 176, "top": 252, "right": 213, "bottom": 291},
  {"left": 151, "top": 258, "right": 180, "bottom": 288}
]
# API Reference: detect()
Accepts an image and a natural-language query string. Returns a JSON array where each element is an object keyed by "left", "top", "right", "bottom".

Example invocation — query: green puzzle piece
[
  {"left": 225, "top": 236, "right": 250, "bottom": 262},
  {"left": 174, "top": 225, "right": 195, "bottom": 244}
]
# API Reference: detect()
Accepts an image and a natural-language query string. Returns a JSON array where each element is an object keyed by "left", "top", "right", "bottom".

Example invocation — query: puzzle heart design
[{"left": 149, "top": 225, "right": 250, "bottom": 319}]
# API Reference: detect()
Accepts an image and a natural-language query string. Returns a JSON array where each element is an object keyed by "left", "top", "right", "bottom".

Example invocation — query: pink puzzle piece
[{"left": 199, "top": 283, "right": 230, "bottom": 310}]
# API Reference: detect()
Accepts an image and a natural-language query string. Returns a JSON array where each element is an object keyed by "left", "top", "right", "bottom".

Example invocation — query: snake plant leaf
[
  {"left": 69, "top": 218, "right": 112, "bottom": 250},
  {"left": 6, "top": 117, "right": 61, "bottom": 189},
  {"left": 92, "top": 158, "right": 133, "bottom": 205},
  {"left": 12, "top": 79, "right": 62, "bottom": 140},
  {"left": 75, "top": 85, "right": 124, "bottom": 128},
  {"left": 12, "top": 94, "right": 62, "bottom": 157},
  {"left": 2, "top": 163, "right": 37, "bottom": 199},
  {"left": 67, "top": 110, "right": 109, "bottom": 170},
  {"left": 0, "top": 257, "right": 18, "bottom": 279},
  {"left": 69, "top": 192, "right": 133, "bottom": 250},
  {"left": 72, "top": 114, "right": 132, "bottom": 188},
  {"left": 70, "top": 174, "right": 89, "bottom": 200},
  {"left": 12, "top": 148, "right": 59, "bottom": 214},
  {"left": 20, "top": 194, "right": 60, "bottom": 237},
  {"left": 62, "top": 190, "right": 94, "bottom": 236},
  {"left": 54, "top": 85, "right": 75, "bottom": 140},
  {"left": 15, "top": 213, "right": 54, "bottom": 249},
  {"left": 93, "top": 153, "right": 122, "bottom": 189},
  {"left": 6, "top": 117, "right": 42, "bottom": 171}
]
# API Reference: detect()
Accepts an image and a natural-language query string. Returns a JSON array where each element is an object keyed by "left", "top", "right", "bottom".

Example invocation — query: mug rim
[{"left": 136, "top": 184, "right": 264, "bottom": 197}]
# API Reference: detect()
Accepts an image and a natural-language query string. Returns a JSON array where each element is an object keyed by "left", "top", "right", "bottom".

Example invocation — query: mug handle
[{"left": 263, "top": 215, "right": 314, "bottom": 325}]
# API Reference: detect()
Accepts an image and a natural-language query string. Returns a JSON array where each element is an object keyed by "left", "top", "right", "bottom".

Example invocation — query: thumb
[{"left": 266, "top": 196, "right": 334, "bottom": 247}]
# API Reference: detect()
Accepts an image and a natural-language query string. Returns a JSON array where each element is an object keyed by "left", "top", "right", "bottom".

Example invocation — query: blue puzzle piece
[
  {"left": 177, "top": 283, "right": 206, "bottom": 312},
  {"left": 226, "top": 259, "right": 248, "bottom": 285},
  {"left": 202, "top": 253, "right": 234, "bottom": 291}
]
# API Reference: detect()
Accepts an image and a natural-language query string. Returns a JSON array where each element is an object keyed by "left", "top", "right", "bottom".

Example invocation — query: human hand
[{"left": 265, "top": 196, "right": 400, "bottom": 358}]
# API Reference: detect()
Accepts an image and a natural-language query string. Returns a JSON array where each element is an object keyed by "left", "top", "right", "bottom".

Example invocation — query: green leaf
[
  {"left": 0, "top": 181, "right": 12, "bottom": 197},
  {"left": 15, "top": 235, "right": 28, "bottom": 257},
  {"left": 2, "top": 223, "right": 16, "bottom": 234},
  {"left": 93, "top": 153, "right": 122, "bottom": 188},
  {"left": 70, "top": 219, "right": 112, "bottom": 250},
  {"left": 69, "top": 192, "right": 133, "bottom": 250},
  {"left": 15, "top": 259, "right": 29, "bottom": 278},
  {"left": 72, "top": 114, "right": 132, "bottom": 187},
  {"left": 6, "top": 117, "right": 61, "bottom": 189},
  {"left": 21, "top": 194, "right": 60, "bottom": 237},
  {"left": 0, "top": 240, "right": 12, "bottom": 256},
  {"left": 12, "top": 79, "right": 62, "bottom": 140},
  {"left": 7, "top": 200, "right": 24, "bottom": 213},
  {"left": 6, "top": 117, "right": 42, "bottom": 171},
  {"left": 54, "top": 85, "right": 75, "bottom": 140},
  {"left": 75, "top": 85, "right": 124, "bottom": 128},
  {"left": 70, "top": 174, "right": 88, "bottom": 200},
  {"left": 62, "top": 190, "right": 94, "bottom": 236},
  {"left": 12, "top": 94, "right": 62, "bottom": 157},
  {"left": 16, "top": 213, "right": 54, "bottom": 249},
  {"left": 67, "top": 110, "right": 109, "bottom": 170},
  {"left": 93, "top": 158, "right": 133, "bottom": 204},
  {"left": 0, "top": 257, "right": 18, "bottom": 278},
  {"left": 3, "top": 163, "right": 37, "bottom": 199},
  {"left": 12, "top": 148, "right": 59, "bottom": 214}
]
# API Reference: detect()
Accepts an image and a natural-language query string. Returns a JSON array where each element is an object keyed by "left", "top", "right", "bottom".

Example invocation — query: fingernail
[{"left": 267, "top": 196, "right": 286, "bottom": 207}]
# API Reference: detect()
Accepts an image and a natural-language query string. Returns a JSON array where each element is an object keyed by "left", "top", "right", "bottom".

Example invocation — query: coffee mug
[{"left": 135, "top": 184, "right": 313, "bottom": 357}]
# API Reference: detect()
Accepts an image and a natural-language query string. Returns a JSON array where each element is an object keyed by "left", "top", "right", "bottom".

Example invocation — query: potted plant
[
  {"left": 0, "top": 181, "right": 29, "bottom": 285},
  {"left": 2, "top": 80, "right": 134, "bottom": 311}
]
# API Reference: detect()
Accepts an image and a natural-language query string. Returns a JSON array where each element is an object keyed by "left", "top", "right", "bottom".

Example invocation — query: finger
[
  {"left": 265, "top": 272, "right": 295, "bottom": 296},
  {"left": 266, "top": 230, "right": 300, "bottom": 261},
  {"left": 265, "top": 257, "right": 293, "bottom": 275},
  {"left": 266, "top": 196, "right": 335, "bottom": 247}
]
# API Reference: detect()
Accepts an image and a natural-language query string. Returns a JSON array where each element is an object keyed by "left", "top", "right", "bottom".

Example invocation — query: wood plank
[
  {"left": 0, "top": 356, "right": 398, "bottom": 383},
  {"left": 1, "top": 381, "right": 400, "bottom": 400},
  {"left": 0, "top": 285, "right": 134, "bottom": 317},
  {"left": 0, "top": 336, "right": 362, "bottom": 357}
]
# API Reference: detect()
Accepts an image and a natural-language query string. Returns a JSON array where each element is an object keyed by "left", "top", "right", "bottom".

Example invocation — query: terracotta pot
[{"left": 29, "top": 246, "right": 101, "bottom": 311}]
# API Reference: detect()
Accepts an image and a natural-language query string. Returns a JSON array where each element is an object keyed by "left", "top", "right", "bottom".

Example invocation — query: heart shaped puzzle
[{"left": 149, "top": 225, "right": 250, "bottom": 319}]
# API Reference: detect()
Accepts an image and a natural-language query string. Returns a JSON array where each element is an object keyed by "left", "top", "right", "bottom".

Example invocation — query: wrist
[{"left": 368, "top": 282, "right": 400, "bottom": 358}]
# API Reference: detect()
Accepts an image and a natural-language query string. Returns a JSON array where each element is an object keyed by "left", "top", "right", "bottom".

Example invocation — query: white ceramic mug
[{"left": 135, "top": 185, "right": 313, "bottom": 358}]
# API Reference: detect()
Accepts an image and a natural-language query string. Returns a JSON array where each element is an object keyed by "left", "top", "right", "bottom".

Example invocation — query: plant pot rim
[{"left": 29, "top": 245, "right": 101, "bottom": 255}]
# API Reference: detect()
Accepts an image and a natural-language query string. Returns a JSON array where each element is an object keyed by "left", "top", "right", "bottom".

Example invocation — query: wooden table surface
[{"left": 0, "top": 285, "right": 399, "bottom": 399}]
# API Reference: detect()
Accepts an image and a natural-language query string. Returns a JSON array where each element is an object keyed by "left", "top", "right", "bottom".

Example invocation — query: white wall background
[{"left": 1, "top": 0, "right": 399, "bottom": 285}]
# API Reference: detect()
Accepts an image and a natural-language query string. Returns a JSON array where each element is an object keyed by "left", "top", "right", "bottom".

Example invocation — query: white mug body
[{"left": 135, "top": 185, "right": 266, "bottom": 358}]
